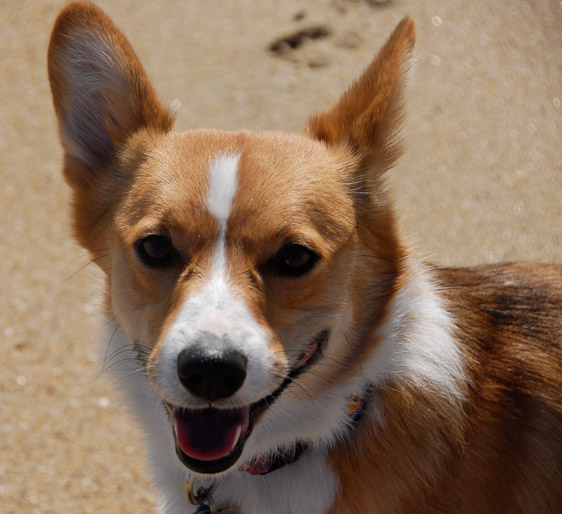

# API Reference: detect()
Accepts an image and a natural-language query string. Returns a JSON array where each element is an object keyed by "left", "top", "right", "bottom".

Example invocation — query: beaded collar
[
  {"left": 185, "top": 391, "right": 367, "bottom": 513},
  {"left": 240, "top": 392, "right": 366, "bottom": 475}
]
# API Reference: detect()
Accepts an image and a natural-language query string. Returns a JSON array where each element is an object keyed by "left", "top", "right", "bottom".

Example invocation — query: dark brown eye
[
  {"left": 268, "top": 244, "right": 318, "bottom": 277},
  {"left": 136, "top": 235, "right": 175, "bottom": 268}
]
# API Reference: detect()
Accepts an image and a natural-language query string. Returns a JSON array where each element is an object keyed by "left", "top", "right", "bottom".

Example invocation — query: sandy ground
[{"left": 1, "top": 0, "right": 560, "bottom": 512}]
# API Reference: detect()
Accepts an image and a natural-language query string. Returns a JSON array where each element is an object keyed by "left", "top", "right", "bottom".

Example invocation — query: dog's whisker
[
  {"left": 99, "top": 323, "right": 121, "bottom": 378},
  {"left": 101, "top": 346, "right": 150, "bottom": 375},
  {"left": 90, "top": 316, "right": 117, "bottom": 336},
  {"left": 343, "top": 332, "right": 366, "bottom": 381},
  {"left": 99, "top": 329, "right": 152, "bottom": 380},
  {"left": 54, "top": 254, "right": 108, "bottom": 288},
  {"left": 75, "top": 247, "right": 109, "bottom": 260},
  {"left": 110, "top": 367, "right": 149, "bottom": 386},
  {"left": 102, "top": 345, "right": 142, "bottom": 367},
  {"left": 102, "top": 357, "right": 146, "bottom": 377},
  {"left": 121, "top": 367, "right": 149, "bottom": 382},
  {"left": 270, "top": 371, "right": 316, "bottom": 403}
]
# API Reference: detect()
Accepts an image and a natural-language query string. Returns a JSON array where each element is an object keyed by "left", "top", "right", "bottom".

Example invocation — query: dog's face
[
  {"left": 49, "top": 3, "right": 414, "bottom": 474},
  {"left": 109, "top": 131, "right": 359, "bottom": 471}
]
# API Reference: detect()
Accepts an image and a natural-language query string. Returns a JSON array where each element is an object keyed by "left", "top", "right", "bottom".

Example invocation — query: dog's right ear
[
  {"left": 306, "top": 17, "right": 415, "bottom": 175},
  {"left": 48, "top": 1, "right": 173, "bottom": 188}
]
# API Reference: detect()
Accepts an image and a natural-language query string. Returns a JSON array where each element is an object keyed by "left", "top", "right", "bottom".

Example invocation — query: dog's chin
[{"left": 168, "top": 330, "right": 329, "bottom": 475}]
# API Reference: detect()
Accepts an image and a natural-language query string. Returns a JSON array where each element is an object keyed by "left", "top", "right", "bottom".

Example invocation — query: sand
[{"left": 1, "top": 0, "right": 560, "bottom": 512}]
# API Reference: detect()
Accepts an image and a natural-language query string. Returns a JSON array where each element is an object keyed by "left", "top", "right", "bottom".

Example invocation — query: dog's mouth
[
  {"left": 168, "top": 330, "right": 328, "bottom": 474},
  {"left": 171, "top": 405, "right": 250, "bottom": 473}
]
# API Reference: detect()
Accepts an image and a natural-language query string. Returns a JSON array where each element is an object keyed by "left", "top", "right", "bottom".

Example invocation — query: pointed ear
[
  {"left": 306, "top": 17, "right": 415, "bottom": 172},
  {"left": 48, "top": 1, "right": 173, "bottom": 184}
]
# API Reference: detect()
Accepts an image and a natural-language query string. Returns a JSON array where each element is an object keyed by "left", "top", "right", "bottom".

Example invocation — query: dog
[{"left": 48, "top": 2, "right": 562, "bottom": 513}]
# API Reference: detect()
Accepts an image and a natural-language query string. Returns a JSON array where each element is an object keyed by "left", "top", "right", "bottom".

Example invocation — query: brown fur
[
  {"left": 48, "top": 3, "right": 562, "bottom": 513},
  {"left": 330, "top": 263, "right": 562, "bottom": 513}
]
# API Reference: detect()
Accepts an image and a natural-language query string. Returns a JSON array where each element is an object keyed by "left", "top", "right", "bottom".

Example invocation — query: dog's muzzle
[{"left": 169, "top": 330, "right": 328, "bottom": 474}]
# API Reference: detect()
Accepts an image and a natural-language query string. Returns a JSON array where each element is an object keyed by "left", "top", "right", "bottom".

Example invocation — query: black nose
[{"left": 177, "top": 344, "right": 247, "bottom": 401}]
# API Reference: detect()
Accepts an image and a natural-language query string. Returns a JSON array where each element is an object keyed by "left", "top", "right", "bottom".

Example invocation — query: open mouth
[
  {"left": 169, "top": 330, "right": 328, "bottom": 474},
  {"left": 171, "top": 405, "right": 250, "bottom": 473}
]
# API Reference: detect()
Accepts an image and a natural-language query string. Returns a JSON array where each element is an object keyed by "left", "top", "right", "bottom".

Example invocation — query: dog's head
[{"left": 49, "top": 2, "right": 415, "bottom": 475}]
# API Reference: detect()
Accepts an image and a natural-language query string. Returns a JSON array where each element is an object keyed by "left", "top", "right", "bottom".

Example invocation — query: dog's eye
[
  {"left": 136, "top": 235, "right": 175, "bottom": 268},
  {"left": 269, "top": 244, "right": 318, "bottom": 277}
]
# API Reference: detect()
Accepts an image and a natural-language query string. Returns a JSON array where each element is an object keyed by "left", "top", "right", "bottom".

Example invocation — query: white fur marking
[
  {"left": 154, "top": 152, "right": 274, "bottom": 410},
  {"left": 206, "top": 153, "right": 241, "bottom": 226},
  {"left": 369, "top": 261, "right": 465, "bottom": 401}
]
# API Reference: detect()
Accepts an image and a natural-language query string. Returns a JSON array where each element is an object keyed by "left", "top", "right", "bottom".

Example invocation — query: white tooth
[{"left": 230, "top": 426, "right": 242, "bottom": 451}]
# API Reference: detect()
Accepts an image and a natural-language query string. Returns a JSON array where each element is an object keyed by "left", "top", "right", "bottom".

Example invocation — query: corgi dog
[{"left": 48, "top": 2, "right": 562, "bottom": 513}]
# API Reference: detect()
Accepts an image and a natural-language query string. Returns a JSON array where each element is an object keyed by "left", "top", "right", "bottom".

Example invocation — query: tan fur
[{"left": 49, "top": 3, "right": 562, "bottom": 513}]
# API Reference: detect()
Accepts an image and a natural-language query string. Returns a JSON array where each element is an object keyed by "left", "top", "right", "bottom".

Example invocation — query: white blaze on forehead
[
  {"left": 153, "top": 151, "right": 273, "bottom": 408},
  {"left": 206, "top": 152, "right": 241, "bottom": 286},
  {"left": 206, "top": 153, "right": 241, "bottom": 227}
]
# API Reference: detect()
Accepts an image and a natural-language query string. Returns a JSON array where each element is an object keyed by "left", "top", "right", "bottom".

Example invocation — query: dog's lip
[{"left": 167, "top": 330, "right": 328, "bottom": 474}]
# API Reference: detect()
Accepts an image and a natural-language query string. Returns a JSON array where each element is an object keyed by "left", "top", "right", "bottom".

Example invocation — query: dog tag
[{"left": 185, "top": 476, "right": 240, "bottom": 514}]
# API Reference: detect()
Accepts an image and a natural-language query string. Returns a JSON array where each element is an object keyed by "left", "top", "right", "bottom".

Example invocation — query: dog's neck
[
  {"left": 239, "top": 391, "right": 366, "bottom": 476},
  {"left": 184, "top": 391, "right": 367, "bottom": 512}
]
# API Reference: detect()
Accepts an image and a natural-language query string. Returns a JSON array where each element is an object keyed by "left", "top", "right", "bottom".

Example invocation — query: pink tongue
[{"left": 172, "top": 407, "right": 250, "bottom": 462}]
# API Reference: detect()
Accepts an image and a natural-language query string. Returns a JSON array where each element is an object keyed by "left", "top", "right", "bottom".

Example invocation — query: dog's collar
[
  {"left": 184, "top": 391, "right": 367, "bottom": 513},
  {"left": 239, "top": 392, "right": 366, "bottom": 475}
]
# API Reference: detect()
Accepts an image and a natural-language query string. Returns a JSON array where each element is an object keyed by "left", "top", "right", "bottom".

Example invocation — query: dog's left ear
[
  {"left": 48, "top": 2, "right": 174, "bottom": 185},
  {"left": 306, "top": 17, "right": 415, "bottom": 173}
]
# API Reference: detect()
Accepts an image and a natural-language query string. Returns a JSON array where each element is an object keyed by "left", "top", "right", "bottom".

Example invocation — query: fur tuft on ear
[
  {"left": 48, "top": 1, "right": 173, "bottom": 180},
  {"left": 306, "top": 17, "right": 416, "bottom": 173}
]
